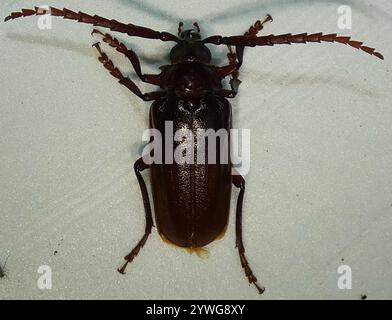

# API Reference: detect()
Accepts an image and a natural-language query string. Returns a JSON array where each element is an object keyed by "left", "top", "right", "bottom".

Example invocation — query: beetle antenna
[
  {"left": 4, "top": 7, "right": 180, "bottom": 43},
  {"left": 203, "top": 32, "right": 384, "bottom": 60}
]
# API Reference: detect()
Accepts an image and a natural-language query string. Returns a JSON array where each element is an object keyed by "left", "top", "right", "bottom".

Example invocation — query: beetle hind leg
[
  {"left": 233, "top": 174, "right": 265, "bottom": 294},
  {"left": 118, "top": 158, "right": 153, "bottom": 274}
]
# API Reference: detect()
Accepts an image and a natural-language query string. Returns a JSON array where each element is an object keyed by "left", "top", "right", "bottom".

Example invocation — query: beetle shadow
[
  {"left": 119, "top": 0, "right": 179, "bottom": 23},
  {"left": 251, "top": 71, "right": 377, "bottom": 97},
  {"left": 232, "top": 70, "right": 378, "bottom": 131},
  {"left": 5, "top": 32, "right": 170, "bottom": 71},
  {"left": 119, "top": 0, "right": 391, "bottom": 26},
  {"left": 5, "top": 32, "right": 94, "bottom": 57},
  {"left": 205, "top": 0, "right": 391, "bottom": 23},
  {"left": 119, "top": 40, "right": 171, "bottom": 68}
]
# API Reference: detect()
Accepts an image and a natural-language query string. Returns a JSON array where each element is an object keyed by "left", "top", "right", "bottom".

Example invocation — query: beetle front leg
[
  {"left": 232, "top": 174, "right": 265, "bottom": 294},
  {"left": 118, "top": 158, "right": 153, "bottom": 274},
  {"left": 93, "top": 42, "right": 164, "bottom": 101},
  {"left": 226, "top": 15, "right": 273, "bottom": 78},
  {"left": 91, "top": 29, "right": 161, "bottom": 86},
  {"left": 220, "top": 15, "right": 273, "bottom": 98}
]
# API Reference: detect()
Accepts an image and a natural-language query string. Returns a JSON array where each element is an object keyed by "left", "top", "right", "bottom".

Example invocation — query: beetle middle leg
[
  {"left": 92, "top": 42, "right": 164, "bottom": 101},
  {"left": 118, "top": 158, "right": 153, "bottom": 274},
  {"left": 91, "top": 29, "right": 161, "bottom": 86},
  {"left": 232, "top": 174, "right": 265, "bottom": 294}
]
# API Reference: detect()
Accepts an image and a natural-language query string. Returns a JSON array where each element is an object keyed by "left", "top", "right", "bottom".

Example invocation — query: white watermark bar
[
  {"left": 337, "top": 264, "right": 352, "bottom": 290},
  {"left": 37, "top": 5, "right": 53, "bottom": 30},
  {"left": 141, "top": 121, "right": 251, "bottom": 175},
  {"left": 37, "top": 265, "right": 52, "bottom": 290},
  {"left": 337, "top": 5, "right": 353, "bottom": 30}
]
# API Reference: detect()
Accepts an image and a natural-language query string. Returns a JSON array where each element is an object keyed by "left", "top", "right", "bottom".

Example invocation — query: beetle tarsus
[
  {"left": 92, "top": 42, "right": 163, "bottom": 101},
  {"left": 254, "top": 282, "right": 266, "bottom": 295},
  {"left": 233, "top": 174, "right": 265, "bottom": 294},
  {"left": 91, "top": 29, "right": 161, "bottom": 86},
  {"left": 244, "top": 14, "right": 273, "bottom": 37},
  {"left": 239, "top": 249, "right": 265, "bottom": 294},
  {"left": 117, "top": 266, "right": 127, "bottom": 275}
]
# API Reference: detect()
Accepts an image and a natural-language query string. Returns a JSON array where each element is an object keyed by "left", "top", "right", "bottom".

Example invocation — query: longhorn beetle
[{"left": 4, "top": 6, "right": 383, "bottom": 294}]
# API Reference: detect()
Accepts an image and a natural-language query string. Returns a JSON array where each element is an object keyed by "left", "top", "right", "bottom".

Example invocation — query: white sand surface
[{"left": 0, "top": 0, "right": 391, "bottom": 299}]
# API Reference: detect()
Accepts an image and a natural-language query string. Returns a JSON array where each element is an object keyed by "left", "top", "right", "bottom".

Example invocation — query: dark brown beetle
[{"left": 5, "top": 7, "right": 383, "bottom": 294}]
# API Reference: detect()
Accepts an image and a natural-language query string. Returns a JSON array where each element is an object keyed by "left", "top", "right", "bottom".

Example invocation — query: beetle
[{"left": 4, "top": 6, "right": 383, "bottom": 294}]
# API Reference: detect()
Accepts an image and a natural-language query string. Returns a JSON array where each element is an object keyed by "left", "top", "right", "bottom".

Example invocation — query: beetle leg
[
  {"left": 244, "top": 14, "right": 273, "bottom": 37},
  {"left": 118, "top": 158, "right": 153, "bottom": 274},
  {"left": 91, "top": 29, "right": 161, "bottom": 86},
  {"left": 218, "top": 87, "right": 238, "bottom": 99},
  {"left": 232, "top": 174, "right": 265, "bottom": 294},
  {"left": 226, "top": 15, "right": 273, "bottom": 77},
  {"left": 223, "top": 15, "right": 273, "bottom": 97},
  {"left": 92, "top": 42, "right": 164, "bottom": 101},
  {"left": 234, "top": 14, "right": 274, "bottom": 69},
  {"left": 217, "top": 63, "right": 241, "bottom": 97},
  {"left": 226, "top": 45, "right": 240, "bottom": 80}
]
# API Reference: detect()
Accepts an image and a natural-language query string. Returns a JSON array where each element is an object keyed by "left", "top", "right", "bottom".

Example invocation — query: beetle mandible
[{"left": 4, "top": 6, "right": 384, "bottom": 294}]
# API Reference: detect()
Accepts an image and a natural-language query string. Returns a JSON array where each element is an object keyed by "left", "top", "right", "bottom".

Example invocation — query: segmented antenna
[
  {"left": 203, "top": 32, "right": 384, "bottom": 60},
  {"left": 4, "top": 7, "right": 178, "bottom": 42}
]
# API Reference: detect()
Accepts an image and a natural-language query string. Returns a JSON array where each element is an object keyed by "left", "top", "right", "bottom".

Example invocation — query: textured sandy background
[{"left": 0, "top": 0, "right": 391, "bottom": 299}]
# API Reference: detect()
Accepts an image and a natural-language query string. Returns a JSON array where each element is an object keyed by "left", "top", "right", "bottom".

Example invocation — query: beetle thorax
[
  {"left": 161, "top": 63, "right": 222, "bottom": 99},
  {"left": 169, "top": 40, "right": 212, "bottom": 64}
]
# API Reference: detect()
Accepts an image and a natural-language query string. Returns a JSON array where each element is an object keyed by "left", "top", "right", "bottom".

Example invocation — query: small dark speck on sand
[
  {"left": 54, "top": 250, "right": 58, "bottom": 255},
  {"left": 0, "top": 266, "right": 5, "bottom": 278},
  {"left": 361, "top": 294, "right": 367, "bottom": 300},
  {"left": 0, "top": 254, "right": 10, "bottom": 278},
  {"left": 0, "top": 263, "right": 7, "bottom": 278}
]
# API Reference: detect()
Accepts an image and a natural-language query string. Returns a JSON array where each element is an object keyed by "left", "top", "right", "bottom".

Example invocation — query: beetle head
[{"left": 170, "top": 23, "right": 211, "bottom": 64}]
